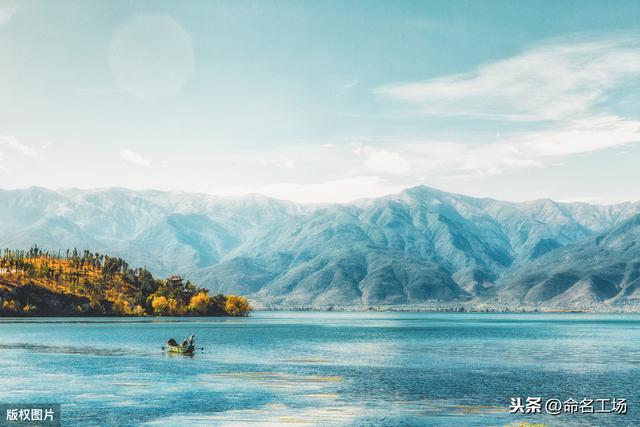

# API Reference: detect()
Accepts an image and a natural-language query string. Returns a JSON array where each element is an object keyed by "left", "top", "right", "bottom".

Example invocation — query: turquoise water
[{"left": 0, "top": 312, "right": 639, "bottom": 426}]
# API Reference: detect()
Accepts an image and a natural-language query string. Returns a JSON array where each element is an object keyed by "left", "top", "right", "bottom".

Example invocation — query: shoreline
[
  {"left": 2, "top": 309, "right": 640, "bottom": 319},
  {"left": 252, "top": 301, "right": 640, "bottom": 314},
  {"left": 3, "top": 302, "right": 640, "bottom": 317}
]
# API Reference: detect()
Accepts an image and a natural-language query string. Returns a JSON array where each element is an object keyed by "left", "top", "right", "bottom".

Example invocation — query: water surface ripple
[{"left": 0, "top": 312, "right": 638, "bottom": 426}]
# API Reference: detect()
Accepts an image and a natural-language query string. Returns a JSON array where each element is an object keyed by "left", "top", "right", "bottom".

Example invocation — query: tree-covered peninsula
[{"left": 0, "top": 246, "right": 251, "bottom": 317}]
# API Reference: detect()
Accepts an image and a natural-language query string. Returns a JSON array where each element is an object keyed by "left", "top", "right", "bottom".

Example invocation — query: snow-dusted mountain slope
[{"left": 1, "top": 186, "right": 638, "bottom": 306}]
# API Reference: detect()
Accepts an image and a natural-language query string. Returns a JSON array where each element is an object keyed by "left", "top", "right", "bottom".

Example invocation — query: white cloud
[
  {"left": 119, "top": 149, "right": 151, "bottom": 167},
  {"left": 400, "top": 141, "right": 540, "bottom": 179},
  {"left": 374, "top": 33, "right": 640, "bottom": 122},
  {"left": 0, "top": 134, "right": 39, "bottom": 157},
  {"left": 207, "top": 111, "right": 640, "bottom": 199},
  {"left": 352, "top": 143, "right": 410, "bottom": 175},
  {"left": 366, "top": 32, "right": 640, "bottom": 183},
  {"left": 385, "top": 115, "right": 640, "bottom": 179},
  {"left": 257, "top": 155, "right": 294, "bottom": 169},
  {"left": 522, "top": 115, "right": 640, "bottom": 156},
  {"left": 365, "top": 150, "right": 410, "bottom": 175},
  {"left": 218, "top": 151, "right": 295, "bottom": 170},
  {"left": 342, "top": 79, "right": 359, "bottom": 89}
]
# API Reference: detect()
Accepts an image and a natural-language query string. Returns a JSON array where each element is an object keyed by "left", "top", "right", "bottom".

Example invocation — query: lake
[{"left": 0, "top": 312, "right": 638, "bottom": 426}]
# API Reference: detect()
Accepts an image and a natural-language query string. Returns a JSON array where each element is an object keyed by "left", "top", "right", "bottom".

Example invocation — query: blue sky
[{"left": 0, "top": 0, "right": 639, "bottom": 203}]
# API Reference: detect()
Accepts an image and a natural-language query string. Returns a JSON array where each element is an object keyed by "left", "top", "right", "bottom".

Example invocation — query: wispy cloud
[
  {"left": 217, "top": 151, "right": 295, "bottom": 170},
  {"left": 342, "top": 79, "right": 359, "bottom": 89},
  {"left": 366, "top": 32, "right": 640, "bottom": 182},
  {"left": 208, "top": 110, "right": 640, "bottom": 198},
  {"left": 119, "top": 149, "right": 151, "bottom": 167},
  {"left": 351, "top": 143, "right": 410, "bottom": 175},
  {"left": 376, "top": 116, "right": 640, "bottom": 179},
  {"left": 390, "top": 140, "right": 542, "bottom": 179},
  {"left": 254, "top": 155, "right": 294, "bottom": 169},
  {"left": 374, "top": 33, "right": 640, "bottom": 122},
  {"left": 521, "top": 115, "right": 640, "bottom": 156},
  {"left": 0, "top": 134, "right": 39, "bottom": 157}
]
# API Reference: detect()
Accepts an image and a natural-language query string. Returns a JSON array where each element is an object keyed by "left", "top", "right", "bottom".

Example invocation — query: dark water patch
[
  {"left": 0, "top": 318, "right": 226, "bottom": 324},
  {"left": 0, "top": 342, "right": 158, "bottom": 357}
]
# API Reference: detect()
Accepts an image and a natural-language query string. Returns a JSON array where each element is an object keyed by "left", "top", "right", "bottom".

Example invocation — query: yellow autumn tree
[
  {"left": 167, "top": 298, "right": 186, "bottom": 316},
  {"left": 188, "top": 291, "right": 212, "bottom": 315},
  {"left": 132, "top": 304, "right": 146, "bottom": 316},
  {"left": 151, "top": 295, "right": 170, "bottom": 315},
  {"left": 224, "top": 295, "right": 252, "bottom": 317},
  {"left": 112, "top": 298, "right": 132, "bottom": 315}
]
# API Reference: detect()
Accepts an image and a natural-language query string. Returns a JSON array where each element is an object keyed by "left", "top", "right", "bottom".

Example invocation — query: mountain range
[{"left": 1, "top": 186, "right": 639, "bottom": 308}]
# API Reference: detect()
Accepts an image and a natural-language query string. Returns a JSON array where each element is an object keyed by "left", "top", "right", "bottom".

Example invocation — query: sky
[{"left": 0, "top": 0, "right": 639, "bottom": 204}]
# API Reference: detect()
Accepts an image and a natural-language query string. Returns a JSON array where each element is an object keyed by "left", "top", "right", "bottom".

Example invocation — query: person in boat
[
  {"left": 167, "top": 335, "right": 195, "bottom": 349},
  {"left": 181, "top": 335, "right": 195, "bottom": 348}
]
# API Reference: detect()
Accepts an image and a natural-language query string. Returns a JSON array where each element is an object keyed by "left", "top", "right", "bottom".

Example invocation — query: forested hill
[{"left": 0, "top": 246, "right": 251, "bottom": 316}]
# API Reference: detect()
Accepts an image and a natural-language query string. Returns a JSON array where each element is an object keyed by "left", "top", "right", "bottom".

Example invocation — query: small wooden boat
[{"left": 166, "top": 334, "right": 195, "bottom": 355}]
